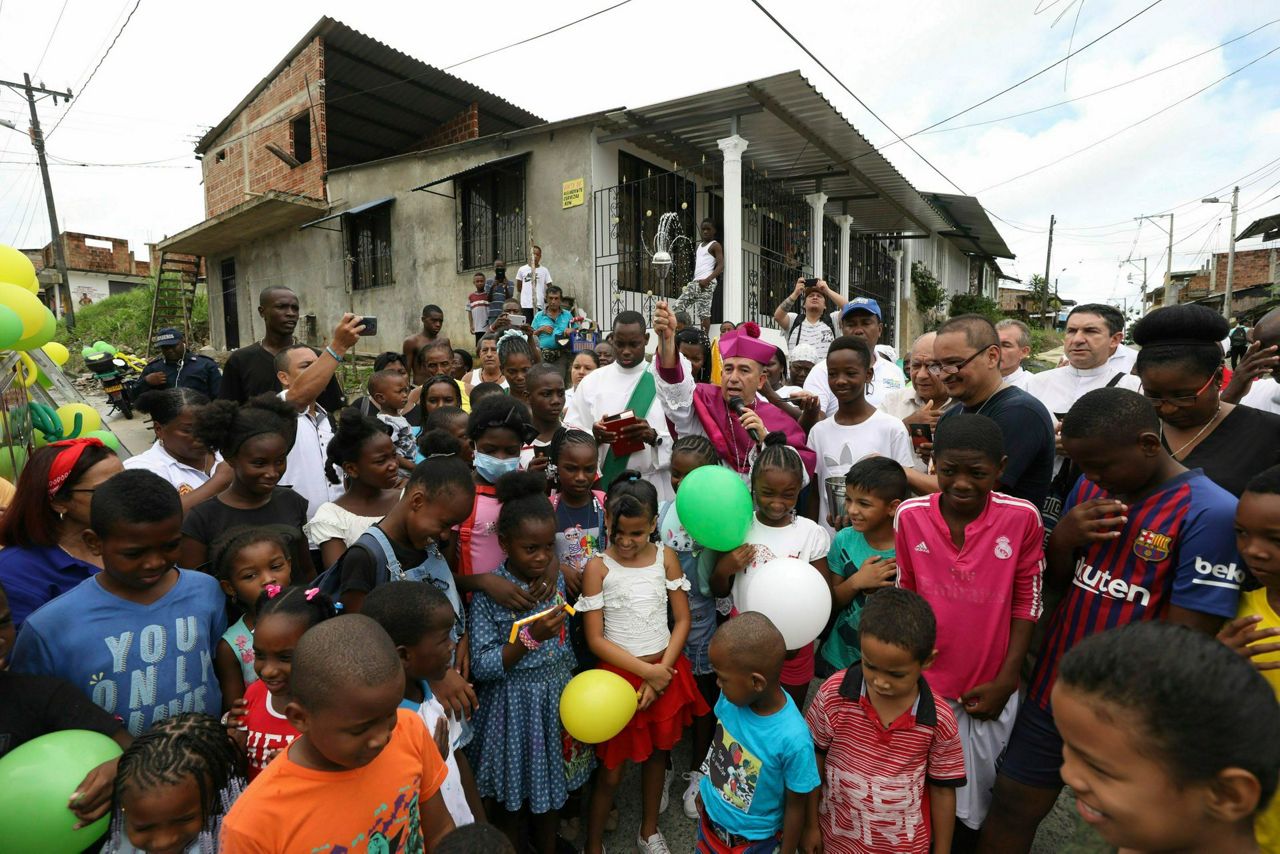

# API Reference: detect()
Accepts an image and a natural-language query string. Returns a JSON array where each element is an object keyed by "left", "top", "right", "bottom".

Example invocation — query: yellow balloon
[
  {"left": 0, "top": 246, "right": 35, "bottom": 290},
  {"left": 56, "top": 403, "right": 101, "bottom": 438},
  {"left": 559, "top": 669, "right": 639, "bottom": 744},
  {"left": 0, "top": 282, "right": 48, "bottom": 339},
  {"left": 41, "top": 341, "right": 69, "bottom": 366},
  {"left": 15, "top": 352, "right": 37, "bottom": 387},
  {"left": 23, "top": 274, "right": 39, "bottom": 294}
]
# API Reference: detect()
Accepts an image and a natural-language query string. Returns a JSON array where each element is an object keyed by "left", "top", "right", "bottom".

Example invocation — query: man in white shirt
[
  {"left": 275, "top": 314, "right": 363, "bottom": 520},
  {"left": 1225, "top": 306, "right": 1280, "bottom": 412},
  {"left": 996, "top": 319, "right": 1033, "bottom": 390},
  {"left": 564, "top": 310, "right": 672, "bottom": 497},
  {"left": 1026, "top": 303, "right": 1141, "bottom": 473},
  {"left": 515, "top": 245, "right": 552, "bottom": 323},
  {"left": 803, "top": 297, "right": 907, "bottom": 412}
]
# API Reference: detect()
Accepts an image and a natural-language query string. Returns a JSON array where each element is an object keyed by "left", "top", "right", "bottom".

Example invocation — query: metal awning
[
  {"left": 157, "top": 191, "right": 329, "bottom": 255},
  {"left": 299, "top": 196, "right": 394, "bottom": 231},
  {"left": 922, "top": 192, "right": 1015, "bottom": 259},
  {"left": 1238, "top": 213, "right": 1280, "bottom": 242},
  {"left": 410, "top": 153, "right": 529, "bottom": 197},
  {"left": 594, "top": 72, "right": 951, "bottom": 236}
]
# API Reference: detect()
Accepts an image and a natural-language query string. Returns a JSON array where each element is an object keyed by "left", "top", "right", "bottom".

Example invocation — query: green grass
[{"left": 55, "top": 284, "right": 209, "bottom": 372}]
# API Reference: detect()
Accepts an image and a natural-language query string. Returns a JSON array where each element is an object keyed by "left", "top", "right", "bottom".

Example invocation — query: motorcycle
[{"left": 84, "top": 351, "right": 139, "bottom": 419}]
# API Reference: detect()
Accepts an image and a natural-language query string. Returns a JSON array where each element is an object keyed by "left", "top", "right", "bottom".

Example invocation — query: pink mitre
[{"left": 718, "top": 321, "right": 776, "bottom": 365}]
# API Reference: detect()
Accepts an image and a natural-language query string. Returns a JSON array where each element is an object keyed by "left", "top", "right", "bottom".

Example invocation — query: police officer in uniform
[{"left": 131, "top": 327, "right": 222, "bottom": 399}]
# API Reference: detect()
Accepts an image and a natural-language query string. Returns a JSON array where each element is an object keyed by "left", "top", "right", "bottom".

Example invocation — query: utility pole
[
  {"left": 2, "top": 75, "right": 75, "bottom": 330},
  {"left": 1224, "top": 186, "right": 1239, "bottom": 323},
  {"left": 1134, "top": 212, "right": 1173, "bottom": 314},
  {"left": 1042, "top": 214, "right": 1055, "bottom": 329}
]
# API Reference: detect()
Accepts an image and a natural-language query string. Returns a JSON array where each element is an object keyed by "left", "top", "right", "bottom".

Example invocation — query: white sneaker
[
  {"left": 681, "top": 770, "right": 703, "bottom": 820},
  {"left": 659, "top": 766, "right": 673, "bottom": 814},
  {"left": 637, "top": 831, "right": 672, "bottom": 854}
]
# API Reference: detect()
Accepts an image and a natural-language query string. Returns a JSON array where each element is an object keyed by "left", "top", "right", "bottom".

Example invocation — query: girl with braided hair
[{"left": 103, "top": 712, "right": 246, "bottom": 854}]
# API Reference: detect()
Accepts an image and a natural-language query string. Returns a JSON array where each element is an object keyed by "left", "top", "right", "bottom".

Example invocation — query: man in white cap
[{"left": 802, "top": 297, "right": 906, "bottom": 413}]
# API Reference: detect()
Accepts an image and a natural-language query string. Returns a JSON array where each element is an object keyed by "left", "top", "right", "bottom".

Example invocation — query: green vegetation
[
  {"left": 947, "top": 293, "right": 1003, "bottom": 323},
  {"left": 54, "top": 285, "right": 208, "bottom": 370},
  {"left": 912, "top": 262, "right": 947, "bottom": 329}
]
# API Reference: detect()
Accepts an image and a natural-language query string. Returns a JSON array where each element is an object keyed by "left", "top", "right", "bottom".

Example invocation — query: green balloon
[
  {"left": 81, "top": 346, "right": 96, "bottom": 360},
  {"left": 92, "top": 340, "right": 116, "bottom": 354},
  {"left": 12, "top": 307, "right": 55, "bottom": 351},
  {"left": 0, "top": 304, "right": 22, "bottom": 349},
  {"left": 676, "top": 465, "right": 754, "bottom": 551},
  {"left": 83, "top": 429, "right": 121, "bottom": 452},
  {"left": 0, "top": 728, "right": 123, "bottom": 853},
  {"left": 0, "top": 445, "right": 28, "bottom": 481}
]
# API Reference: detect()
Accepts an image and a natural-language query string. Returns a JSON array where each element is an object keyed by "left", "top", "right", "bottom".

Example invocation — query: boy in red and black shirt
[
  {"left": 981, "top": 388, "right": 1243, "bottom": 851},
  {"left": 804, "top": 588, "right": 965, "bottom": 854}
]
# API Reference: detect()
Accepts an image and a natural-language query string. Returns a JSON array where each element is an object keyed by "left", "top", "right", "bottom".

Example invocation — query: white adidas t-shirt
[{"left": 808, "top": 410, "right": 917, "bottom": 534}]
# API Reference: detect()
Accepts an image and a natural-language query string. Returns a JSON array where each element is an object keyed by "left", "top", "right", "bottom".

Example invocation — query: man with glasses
[{"left": 932, "top": 315, "right": 1055, "bottom": 510}]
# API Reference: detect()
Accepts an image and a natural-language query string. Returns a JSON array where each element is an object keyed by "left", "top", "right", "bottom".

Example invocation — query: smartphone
[
  {"left": 909, "top": 422, "right": 933, "bottom": 449},
  {"left": 508, "top": 313, "right": 527, "bottom": 326},
  {"left": 357, "top": 316, "right": 378, "bottom": 336}
]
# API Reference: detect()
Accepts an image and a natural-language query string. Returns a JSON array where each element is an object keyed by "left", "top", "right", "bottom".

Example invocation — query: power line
[
  {"left": 443, "top": 0, "right": 633, "bottom": 70},
  {"left": 47, "top": 0, "right": 142, "bottom": 138},
  {"left": 746, "top": 0, "right": 968, "bottom": 193},
  {"left": 913, "top": 19, "right": 1280, "bottom": 139},
  {"left": 908, "top": 0, "right": 1166, "bottom": 138},
  {"left": 32, "top": 0, "right": 71, "bottom": 78},
  {"left": 979, "top": 42, "right": 1280, "bottom": 193}
]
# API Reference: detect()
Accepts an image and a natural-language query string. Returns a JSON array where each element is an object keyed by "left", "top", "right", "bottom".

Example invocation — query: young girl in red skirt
[{"left": 578, "top": 470, "right": 709, "bottom": 854}]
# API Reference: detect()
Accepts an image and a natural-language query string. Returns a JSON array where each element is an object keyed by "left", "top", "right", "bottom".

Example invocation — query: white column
[
  {"left": 806, "top": 191, "right": 828, "bottom": 279},
  {"left": 836, "top": 214, "right": 853, "bottom": 299},
  {"left": 891, "top": 249, "right": 905, "bottom": 353},
  {"left": 718, "top": 134, "right": 749, "bottom": 322}
]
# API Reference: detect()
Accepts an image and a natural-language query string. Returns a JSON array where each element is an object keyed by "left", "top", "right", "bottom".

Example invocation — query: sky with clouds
[{"left": 1, "top": 0, "right": 1278, "bottom": 312}]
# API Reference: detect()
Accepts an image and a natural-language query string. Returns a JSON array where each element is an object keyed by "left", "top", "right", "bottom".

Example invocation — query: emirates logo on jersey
[{"left": 1133, "top": 529, "right": 1172, "bottom": 562}]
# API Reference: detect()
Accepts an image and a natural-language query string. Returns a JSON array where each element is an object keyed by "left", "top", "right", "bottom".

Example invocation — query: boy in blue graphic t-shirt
[
  {"left": 12, "top": 468, "right": 226, "bottom": 735},
  {"left": 698, "top": 613, "right": 820, "bottom": 852}
]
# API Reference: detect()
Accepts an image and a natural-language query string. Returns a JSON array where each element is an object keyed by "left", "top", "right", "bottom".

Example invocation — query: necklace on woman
[{"left": 1165, "top": 405, "right": 1222, "bottom": 460}]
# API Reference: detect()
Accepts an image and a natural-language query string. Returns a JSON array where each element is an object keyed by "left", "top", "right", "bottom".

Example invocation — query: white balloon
[{"left": 738, "top": 557, "right": 832, "bottom": 649}]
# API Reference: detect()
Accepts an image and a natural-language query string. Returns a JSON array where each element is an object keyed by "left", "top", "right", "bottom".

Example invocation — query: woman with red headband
[{"left": 0, "top": 438, "right": 122, "bottom": 631}]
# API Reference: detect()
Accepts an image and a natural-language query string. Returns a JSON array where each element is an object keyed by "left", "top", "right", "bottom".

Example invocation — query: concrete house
[{"left": 159, "top": 17, "right": 1012, "bottom": 356}]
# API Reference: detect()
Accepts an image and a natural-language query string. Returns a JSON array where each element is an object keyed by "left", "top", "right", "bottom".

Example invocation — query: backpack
[
  {"left": 312, "top": 526, "right": 408, "bottom": 599},
  {"left": 1230, "top": 325, "right": 1248, "bottom": 346}
]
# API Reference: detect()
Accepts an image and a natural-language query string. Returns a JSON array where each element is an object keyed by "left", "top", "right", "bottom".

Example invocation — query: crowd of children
[{"left": 5, "top": 300, "right": 1280, "bottom": 854}]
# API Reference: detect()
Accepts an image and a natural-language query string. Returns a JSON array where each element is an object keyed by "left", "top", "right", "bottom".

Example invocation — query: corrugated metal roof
[
  {"left": 923, "top": 192, "right": 1015, "bottom": 259},
  {"left": 299, "top": 195, "right": 394, "bottom": 230},
  {"left": 599, "top": 72, "right": 951, "bottom": 236},
  {"left": 1238, "top": 213, "right": 1280, "bottom": 242},
  {"left": 410, "top": 153, "right": 529, "bottom": 194},
  {"left": 196, "top": 17, "right": 543, "bottom": 165}
]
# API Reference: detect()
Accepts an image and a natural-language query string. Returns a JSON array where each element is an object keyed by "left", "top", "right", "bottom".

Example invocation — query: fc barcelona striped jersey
[{"left": 1027, "top": 469, "right": 1242, "bottom": 710}]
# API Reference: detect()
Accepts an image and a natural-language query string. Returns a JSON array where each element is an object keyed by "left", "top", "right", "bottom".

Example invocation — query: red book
[{"left": 605, "top": 409, "right": 644, "bottom": 456}]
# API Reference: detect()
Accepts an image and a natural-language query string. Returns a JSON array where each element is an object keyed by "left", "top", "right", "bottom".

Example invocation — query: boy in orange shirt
[{"left": 220, "top": 614, "right": 454, "bottom": 853}]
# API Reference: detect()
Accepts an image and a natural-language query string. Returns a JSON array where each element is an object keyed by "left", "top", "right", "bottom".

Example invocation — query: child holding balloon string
[
  {"left": 711, "top": 433, "right": 831, "bottom": 712},
  {"left": 578, "top": 471, "right": 709, "bottom": 854},
  {"left": 212, "top": 525, "right": 295, "bottom": 711},
  {"left": 465, "top": 471, "right": 588, "bottom": 854},
  {"left": 101, "top": 712, "right": 246, "bottom": 854}
]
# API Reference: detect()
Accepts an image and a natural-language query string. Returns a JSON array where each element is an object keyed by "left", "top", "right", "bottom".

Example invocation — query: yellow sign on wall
[{"left": 562, "top": 178, "right": 584, "bottom": 209}]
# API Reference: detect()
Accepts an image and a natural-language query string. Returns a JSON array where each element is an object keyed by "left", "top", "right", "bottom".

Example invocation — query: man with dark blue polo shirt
[{"left": 132, "top": 327, "right": 222, "bottom": 399}]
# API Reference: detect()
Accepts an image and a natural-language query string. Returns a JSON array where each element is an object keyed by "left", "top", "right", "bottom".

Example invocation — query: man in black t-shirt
[
  {"left": 931, "top": 314, "right": 1056, "bottom": 510},
  {"left": 218, "top": 286, "right": 345, "bottom": 412}
]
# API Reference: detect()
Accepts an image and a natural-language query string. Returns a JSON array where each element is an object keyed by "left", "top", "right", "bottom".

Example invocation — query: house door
[{"left": 220, "top": 258, "right": 240, "bottom": 349}]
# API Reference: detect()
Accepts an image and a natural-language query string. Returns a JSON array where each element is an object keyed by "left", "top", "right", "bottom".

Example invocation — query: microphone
[{"left": 728, "top": 396, "right": 764, "bottom": 443}]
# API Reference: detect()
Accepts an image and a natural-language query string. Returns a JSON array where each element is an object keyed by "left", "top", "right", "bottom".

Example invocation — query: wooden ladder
[{"left": 146, "top": 252, "right": 199, "bottom": 356}]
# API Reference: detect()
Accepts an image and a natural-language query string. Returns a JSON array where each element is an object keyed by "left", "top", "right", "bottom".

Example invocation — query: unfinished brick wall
[
  {"left": 201, "top": 37, "right": 328, "bottom": 218},
  {"left": 38, "top": 233, "right": 149, "bottom": 276},
  {"left": 416, "top": 103, "right": 479, "bottom": 151},
  {"left": 1176, "top": 247, "right": 1277, "bottom": 300}
]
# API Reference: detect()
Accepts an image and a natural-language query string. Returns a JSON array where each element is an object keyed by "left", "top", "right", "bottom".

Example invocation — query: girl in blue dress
[{"left": 467, "top": 470, "right": 592, "bottom": 854}]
